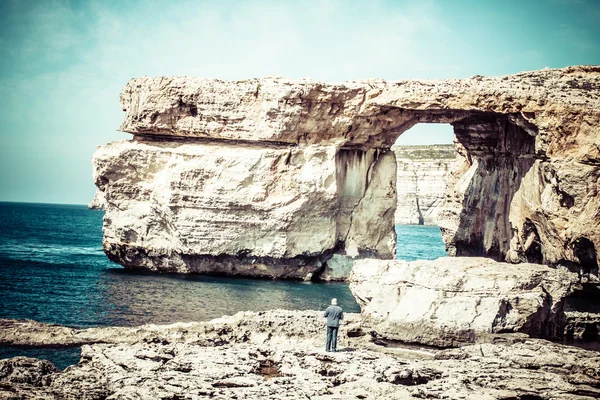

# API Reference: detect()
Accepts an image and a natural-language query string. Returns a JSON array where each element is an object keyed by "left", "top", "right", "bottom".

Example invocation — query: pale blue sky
[{"left": 1, "top": 0, "right": 599, "bottom": 204}]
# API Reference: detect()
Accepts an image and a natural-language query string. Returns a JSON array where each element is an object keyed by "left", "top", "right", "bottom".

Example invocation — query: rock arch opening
[
  {"left": 392, "top": 123, "right": 455, "bottom": 226},
  {"left": 332, "top": 109, "right": 542, "bottom": 266},
  {"left": 391, "top": 123, "right": 455, "bottom": 261}
]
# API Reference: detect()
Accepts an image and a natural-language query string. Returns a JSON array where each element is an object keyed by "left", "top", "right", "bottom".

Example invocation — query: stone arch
[
  {"left": 98, "top": 68, "right": 600, "bottom": 279},
  {"left": 332, "top": 108, "right": 540, "bottom": 264}
]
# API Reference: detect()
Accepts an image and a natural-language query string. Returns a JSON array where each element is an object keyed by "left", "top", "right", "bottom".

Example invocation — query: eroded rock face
[
  {"left": 93, "top": 138, "right": 340, "bottom": 277},
  {"left": 0, "top": 357, "right": 58, "bottom": 387},
  {"left": 349, "top": 257, "right": 583, "bottom": 347},
  {"left": 94, "top": 66, "right": 600, "bottom": 277},
  {"left": 93, "top": 138, "right": 398, "bottom": 278}
]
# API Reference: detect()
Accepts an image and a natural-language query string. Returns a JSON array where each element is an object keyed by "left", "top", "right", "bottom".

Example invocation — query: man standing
[{"left": 324, "top": 298, "right": 343, "bottom": 352}]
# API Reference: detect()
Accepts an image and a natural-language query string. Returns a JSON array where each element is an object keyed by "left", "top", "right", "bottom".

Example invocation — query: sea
[{"left": 0, "top": 202, "right": 448, "bottom": 368}]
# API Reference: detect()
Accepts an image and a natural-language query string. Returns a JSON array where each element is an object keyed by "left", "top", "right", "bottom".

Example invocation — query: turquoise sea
[{"left": 0, "top": 202, "right": 447, "bottom": 368}]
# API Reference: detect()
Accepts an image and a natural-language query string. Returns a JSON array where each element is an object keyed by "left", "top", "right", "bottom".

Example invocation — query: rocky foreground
[{"left": 1, "top": 310, "right": 600, "bottom": 400}]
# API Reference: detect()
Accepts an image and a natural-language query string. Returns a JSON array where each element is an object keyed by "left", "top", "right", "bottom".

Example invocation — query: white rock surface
[
  {"left": 93, "top": 139, "right": 341, "bottom": 278},
  {"left": 349, "top": 257, "right": 582, "bottom": 346},
  {"left": 93, "top": 137, "right": 397, "bottom": 278}
]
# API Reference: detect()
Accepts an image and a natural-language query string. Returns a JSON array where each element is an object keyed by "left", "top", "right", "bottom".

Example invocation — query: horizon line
[{"left": 0, "top": 200, "right": 90, "bottom": 207}]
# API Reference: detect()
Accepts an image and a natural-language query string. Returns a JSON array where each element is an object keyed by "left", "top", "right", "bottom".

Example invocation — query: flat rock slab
[{"left": 349, "top": 257, "right": 583, "bottom": 347}]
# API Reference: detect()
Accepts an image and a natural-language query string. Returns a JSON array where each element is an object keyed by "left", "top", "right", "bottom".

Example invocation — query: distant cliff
[{"left": 393, "top": 144, "right": 456, "bottom": 225}]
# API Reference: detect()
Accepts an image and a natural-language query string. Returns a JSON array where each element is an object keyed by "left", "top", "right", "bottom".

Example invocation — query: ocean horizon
[
  {"left": 0, "top": 201, "right": 447, "bottom": 328},
  {"left": 0, "top": 201, "right": 449, "bottom": 368}
]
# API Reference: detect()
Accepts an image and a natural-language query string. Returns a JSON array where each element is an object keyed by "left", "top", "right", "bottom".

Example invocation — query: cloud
[
  {"left": 65, "top": 0, "right": 462, "bottom": 81},
  {"left": 1, "top": 0, "right": 599, "bottom": 203}
]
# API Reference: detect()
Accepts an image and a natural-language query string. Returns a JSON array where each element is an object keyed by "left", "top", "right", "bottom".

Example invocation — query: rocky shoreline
[
  {"left": 14, "top": 66, "right": 596, "bottom": 398},
  {"left": 1, "top": 310, "right": 600, "bottom": 399},
  {"left": 3, "top": 257, "right": 598, "bottom": 399}
]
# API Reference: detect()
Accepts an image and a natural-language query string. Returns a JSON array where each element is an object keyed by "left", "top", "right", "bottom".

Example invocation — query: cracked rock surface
[{"left": 1, "top": 310, "right": 600, "bottom": 399}]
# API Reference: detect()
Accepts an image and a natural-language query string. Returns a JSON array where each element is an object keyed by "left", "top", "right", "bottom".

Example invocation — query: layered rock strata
[
  {"left": 93, "top": 66, "right": 600, "bottom": 277},
  {"left": 393, "top": 144, "right": 456, "bottom": 225},
  {"left": 2, "top": 311, "right": 600, "bottom": 399},
  {"left": 349, "top": 257, "right": 589, "bottom": 347}
]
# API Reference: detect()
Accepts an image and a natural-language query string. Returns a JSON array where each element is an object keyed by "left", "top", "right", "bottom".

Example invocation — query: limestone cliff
[
  {"left": 392, "top": 144, "right": 456, "bottom": 225},
  {"left": 88, "top": 189, "right": 106, "bottom": 210},
  {"left": 93, "top": 139, "right": 395, "bottom": 278},
  {"left": 93, "top": 66, "right": 600, "bottom": 278}
]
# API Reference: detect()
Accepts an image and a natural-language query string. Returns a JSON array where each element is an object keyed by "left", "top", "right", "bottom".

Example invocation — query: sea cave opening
[{"left": 392, "top": 123, "right": 456, "bottom": 261}]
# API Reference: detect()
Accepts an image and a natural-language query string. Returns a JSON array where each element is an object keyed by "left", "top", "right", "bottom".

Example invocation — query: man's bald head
[{"left": 331, "top": 298, "right": 338, "bottom": 305}]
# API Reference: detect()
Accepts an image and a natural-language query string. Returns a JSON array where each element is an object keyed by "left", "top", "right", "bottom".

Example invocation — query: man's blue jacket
[{"left": 324, "top": 305, "right": 343, "bottom": 328}]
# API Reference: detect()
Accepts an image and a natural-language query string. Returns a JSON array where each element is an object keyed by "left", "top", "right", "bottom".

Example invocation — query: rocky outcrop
[
  {"left": 93, "top": 139, "right": 342, "bottom": 278},
  {"left": 0, "top": 357, "right": 59, "bottom": 387},
  {"left": 93, "top": 66, "right": 600, "bottom": 277},
  {"left": 0, "top": 311, "right": 362, "bottom": 348},
  {"left": 87, "top": 189, "right": 106, "bottom": 210},
  {"left": 393, "top": 144, "right": 456, "bottom": 225},
  {"left": 2, "top": 311, "right": 600, "bottom": 399},
  {"left": 349, "top": 257, "right": 588, "bottom": 347}
]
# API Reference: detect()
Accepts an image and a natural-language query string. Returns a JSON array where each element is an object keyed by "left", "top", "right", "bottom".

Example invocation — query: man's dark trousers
[{"left": 326, "top": 326, "right": 339, "bottom": 352}]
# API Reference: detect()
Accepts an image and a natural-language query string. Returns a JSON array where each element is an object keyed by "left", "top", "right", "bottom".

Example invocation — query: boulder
[{"left": 349, "top": 257, "right": 583, "bottom": 346}]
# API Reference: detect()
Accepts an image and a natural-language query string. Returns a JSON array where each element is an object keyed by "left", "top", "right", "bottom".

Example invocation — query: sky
[{"left": 0, "top": 0, "right": 599, "bottom": 205}]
